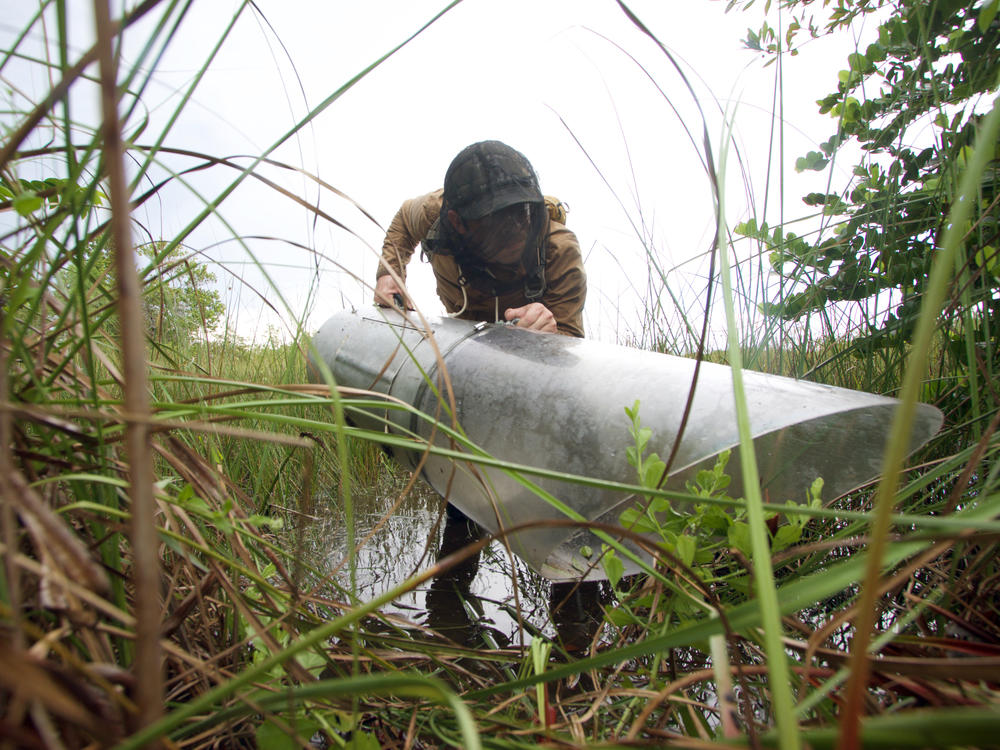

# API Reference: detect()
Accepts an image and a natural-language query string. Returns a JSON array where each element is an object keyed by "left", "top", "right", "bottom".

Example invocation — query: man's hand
[
  {"left": 374, "top": 275, "right": 410, "bottom": 309},
  {"left": 505, "top": 303, "right": 557, "bottom": 333}
]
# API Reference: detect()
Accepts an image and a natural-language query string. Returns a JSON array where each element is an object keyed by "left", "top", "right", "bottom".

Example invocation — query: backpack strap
[
  {"left": 522, "top": 229, "right": 547, "bottom": 301},
  {"left": 544, "top": 195, "right": 568, "bottom": 225},
  {"left": 420, "top": 216, "right": 446, "bottom": 262}
]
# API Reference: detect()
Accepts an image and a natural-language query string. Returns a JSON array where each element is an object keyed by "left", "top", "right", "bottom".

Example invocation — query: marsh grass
[{"left": 2, "top": 2, "right": 999, "bottom": 749}]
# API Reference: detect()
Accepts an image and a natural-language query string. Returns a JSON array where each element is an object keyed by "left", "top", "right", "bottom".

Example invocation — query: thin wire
[{"left": 445, "top": 282, "right": 469, "bottom": 318}]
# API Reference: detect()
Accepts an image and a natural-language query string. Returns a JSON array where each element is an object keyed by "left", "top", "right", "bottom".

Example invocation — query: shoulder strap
[
  {"left": 420, "top": 216, "right": 448, "bottom": 262},
  {"left": 522, "top": 210, "right": 550, "bottom": 301}
]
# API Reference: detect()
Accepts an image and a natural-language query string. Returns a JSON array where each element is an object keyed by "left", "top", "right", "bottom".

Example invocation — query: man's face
[{"left": 460, "top": 203, "right": 533, "bottom": 267}]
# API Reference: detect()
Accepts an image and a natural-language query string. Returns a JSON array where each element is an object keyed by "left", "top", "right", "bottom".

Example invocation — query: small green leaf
[
  {"left": 978, "top": 0, "right": 999, "bottom": 32},
  {"left": 604, "top": 605, "right": 638, "bottom": 627},
  {"left": 694, "top": 546, "right": 716, "bottom": 565},
  {"left": 676, "top": 534, "right": 696, "bottom": 567},
  {"left": 809, "top": 476, "right": 824, "bottom": 504},
  {"left": 795, "top": 151, "right": 829, "bottom": 173},
  {"left": 345, "top": 732, "right": 381, "bottom": 750},
  {"left": 245, "top": 514, "right": 283, "bottom": 530},
  {"left": 255, "top": 716, "right": 322, "bottom": 750},
  {"left": 602, "top": 546, "right": 624, "bottom": 588},
  {"left": 649, "top": 496, "right": 672, "bottom": 514},
  {"left": 772, "top": 524, "right": 801, "bottom": 552},
  {"left": 847, "top": 52, "right": 868, "bottom": 72},
  {"left": 625, "top": 445, "right": 638, "bottom": 466},
  {"left": 700, "top": 505, "right": 733, "bottom": 534},
  {"left": 624, "top": 400, "right": 640, "bottom": 422},
  {"left": 865, "top": 42, "right": 886, "bottom": 63},
  {"left": 641, "top": 455, "right": 666, "bottom": 489},
  {"left": 636, "top": 427, "right": 652, "bottom": 456},
  {"left": 975, "top": 245, "right": 998, "bottom": 277},
  {"left": 618, "top": 508, "right": 659, "bottom": 534},
  {"left": 13, "top": 191, "right": 43, "bottom": 216},
  {"left": 728, "top": 521, "right": 752, "bottom": 556},
  {"left": 298, "top": 649, "right": 327, "bottom": 672}
]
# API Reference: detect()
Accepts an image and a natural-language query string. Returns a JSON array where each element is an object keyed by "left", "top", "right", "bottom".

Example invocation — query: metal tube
[{"left": 309, "top": 308, "right": 943, "bottom": 581}]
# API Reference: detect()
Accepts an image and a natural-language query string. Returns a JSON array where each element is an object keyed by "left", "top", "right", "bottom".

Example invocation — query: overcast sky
[{"left": 4, "top": 1, "right": 882, "bottom": 345}]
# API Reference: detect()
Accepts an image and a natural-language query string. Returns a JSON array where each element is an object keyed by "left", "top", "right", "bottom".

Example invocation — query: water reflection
[
  {"left": 299, "top": 477, "right": 606, "bottom": 650},
  {"left": 425, "top": 506, "right": 493, "bottom": 646},
  {"left": 430, "top": 506, "right": 607, "bottom": 652}
]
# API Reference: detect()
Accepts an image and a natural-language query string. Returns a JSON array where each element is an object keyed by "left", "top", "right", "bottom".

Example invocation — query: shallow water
[{"left": 297, "top": 476, "right": 569, "bottom": 648}]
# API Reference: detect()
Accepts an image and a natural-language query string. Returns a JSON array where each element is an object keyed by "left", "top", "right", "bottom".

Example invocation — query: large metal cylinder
[{"left": 309, "top": 308, "right": 943, "bottom": 581}]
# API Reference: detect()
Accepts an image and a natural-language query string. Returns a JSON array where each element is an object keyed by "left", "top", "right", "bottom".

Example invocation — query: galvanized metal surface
[{"left": 309, "top": 308, "right": 944, "bottom": 581}]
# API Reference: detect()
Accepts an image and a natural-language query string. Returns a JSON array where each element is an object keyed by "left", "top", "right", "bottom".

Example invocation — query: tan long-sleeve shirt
[{"left": 377, "top": 189, "right": 587, "bottom": 338}]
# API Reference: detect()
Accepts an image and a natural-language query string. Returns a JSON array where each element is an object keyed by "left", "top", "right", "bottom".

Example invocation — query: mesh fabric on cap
[{"left": 443, "top": 141, "right": 543, "bottom": 221}]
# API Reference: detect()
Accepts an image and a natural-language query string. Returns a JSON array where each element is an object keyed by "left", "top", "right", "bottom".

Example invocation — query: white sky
[{"left": 3, "top": 0, "right": 883, "bottom": 346}]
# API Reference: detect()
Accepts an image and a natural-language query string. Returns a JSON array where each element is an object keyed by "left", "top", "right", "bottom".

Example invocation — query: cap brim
[{"left": 459, "top": 184, "right": 542, "bottom": 221}]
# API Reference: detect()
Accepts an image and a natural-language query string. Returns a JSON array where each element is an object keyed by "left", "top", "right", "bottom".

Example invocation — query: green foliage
[
  {"left": 619, "top": 400, "right": 742, "bottom": 564},
  {"left": 3, "top": 2, "right": 999, "bottom": 747},
  {"left": 733, "top": 0, "right": 1000, "bottom": 435},
  {"left": 606, "top": 404, "right": 750, "bottom": 631},
  {"left": 74, "top": 239, "right": 226, "bottom": 348},
  {"left": 528, "top": 635, "right": 552, "bottom": 727},
  {"left": 173, "top": 482, "right": 283, "bottom": 536},
  {"left": 0, "top": 175, "right": 104, "bottom": 217},
  {"left": 606, "top": 401, "right": 829, "bottom": 636},
  {"left": 255, "top": 716, "right": 323, "bottom": 750},
  {"left": 138, "top": 242, "right": 226, "bottom": 345},
  {"left": 611, "top": 401, "right": 824, "bottom": 595},
  {"left": 623, "top": 399, "right": 669, "bottom": 501}
]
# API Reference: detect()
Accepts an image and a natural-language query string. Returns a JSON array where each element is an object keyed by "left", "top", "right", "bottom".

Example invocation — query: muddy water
[{"left": 298, "top": 475, "right": 561, "bottom": 648}]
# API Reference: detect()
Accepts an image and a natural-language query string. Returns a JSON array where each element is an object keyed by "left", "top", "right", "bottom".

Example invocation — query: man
[
  {"left": 374, "top": 140, "right": 586, "bottom": 338},
  {"left": 375, "top": 140, "right": 601, "bottom": 653}
]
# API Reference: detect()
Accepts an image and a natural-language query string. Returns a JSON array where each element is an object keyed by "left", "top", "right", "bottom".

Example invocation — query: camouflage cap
[{"left": 443, "top": 141, "right": 543, "bottom": 221}]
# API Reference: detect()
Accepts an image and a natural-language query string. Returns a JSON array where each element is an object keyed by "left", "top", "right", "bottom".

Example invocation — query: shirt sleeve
[
  {"left": 543, "top": 223, "right": 587, "bottom": 338},
  {"left": 377, "top": 190, "right": 442, "bottom": 281}
]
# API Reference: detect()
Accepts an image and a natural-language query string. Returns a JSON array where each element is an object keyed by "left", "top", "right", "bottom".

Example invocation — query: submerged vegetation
[{"left": 2, "top": 1, "right": 999, "bottom": 748}]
